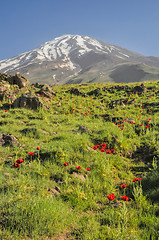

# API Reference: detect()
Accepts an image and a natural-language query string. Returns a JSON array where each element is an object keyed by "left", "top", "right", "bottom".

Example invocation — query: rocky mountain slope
[{"left": 1, "top": 34, "right": 159, "bottom": 84}]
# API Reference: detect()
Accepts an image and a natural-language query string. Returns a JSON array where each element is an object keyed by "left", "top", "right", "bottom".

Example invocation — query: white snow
[{"left": 0, "top": 34, "right": 131, "bottom": 73}]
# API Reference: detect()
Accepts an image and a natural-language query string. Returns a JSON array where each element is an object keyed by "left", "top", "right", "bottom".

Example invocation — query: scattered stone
[
  {"left": 73, "top": 172, "right": 86, "bottom": 182},
  {"left": 21, "top": 127, "right": 39, "bottom": 135},
  {"left": 78, "top": 125, "right": 89, "bottom": 133},
  {"left": 48, "top": 187, "right": 61, "bottom": 196},
  {"left": 125, "top": 117, "right": 135, "bottom": 123},
  {"left": 0, "top": 133, "right": 19, "bottom": 146}
]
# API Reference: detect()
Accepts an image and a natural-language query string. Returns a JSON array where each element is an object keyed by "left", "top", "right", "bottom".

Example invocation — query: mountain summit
[{"left": 1, "top": 34, "right": 159, "bottom": 84}]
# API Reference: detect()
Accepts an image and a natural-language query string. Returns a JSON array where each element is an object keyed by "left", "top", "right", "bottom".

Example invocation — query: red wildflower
[
  {"left": 106, "top": 150, "right": 111, "bottom": 154},
  {"left": 111, "top": 149, "right": 115, "bottom": 152},
  {"left": 107, "top": 194, "right": 116, "bottom": 201},
  {"left": 4, "top": 110, "right": 8, "bottom": 112},
  {"left": 140, "top": 124, "right": 143, "bottom": 126},
  {"left": 101, "top": 148, "right": 105, "bottom": 152},
  {"left": 86, "top": 167, "right": 90, "bottom": 171},
  {"left": 76, "top": 166, "right": 81, "bottom": 170},
  {"left": 93, "top": 146, "right": 98, "bottom": 150},
  {"left": 139, "top": 177, "right": 143, "bottom": 180},
  {"left": 101, "top": 143, "right": 107, "bottom": 148},
  {"left": 121, "top": 195, "right": 129, "bottom": 201},
  {"left": 118, "top": 125, "right": 121, "bottom": 127},
  {"left": 121, "top": 127, "right": 124, "bottom": 130},
  {"left": 132, "top": 177, "right": 141, "bottom": 182},
  {"left": 16, "top": 159, "right": 24, "bottom": 164},
  {"left": 29, "top": 152, "right": 34, "bottom": 156},
  {"left": 121, "top": 184, "right": 127, "bottom": 189},
  {"left": 14, "top": 163, "right": 20, "bottom": 168},
  {"left": 64, "top": 162, "right": 68, "bottom": 166},
  {"left": 113, "top": 152, "right": 117, "bottom": 155},
  {"left": 37, "top": 147, "right": 40, "bottom": 150}
]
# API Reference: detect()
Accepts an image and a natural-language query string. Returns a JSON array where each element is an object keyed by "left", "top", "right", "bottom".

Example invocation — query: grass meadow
[{"left": 0, "top": 80, "right": 159, "bottom": 239}]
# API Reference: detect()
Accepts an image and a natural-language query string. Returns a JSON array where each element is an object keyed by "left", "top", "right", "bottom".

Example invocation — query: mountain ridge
[{"left": 1, "top": 34, "right": 159, "bottom": 84}]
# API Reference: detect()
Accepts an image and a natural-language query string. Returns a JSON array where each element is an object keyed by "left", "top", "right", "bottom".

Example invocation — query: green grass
[{"left": 0, "top": 80, "right": 159, "bottom": 239}]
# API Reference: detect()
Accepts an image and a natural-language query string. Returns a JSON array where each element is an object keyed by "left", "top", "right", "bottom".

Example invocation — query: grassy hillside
[{"left": 0, "top": 79, "right": 159, "bottom": 239}]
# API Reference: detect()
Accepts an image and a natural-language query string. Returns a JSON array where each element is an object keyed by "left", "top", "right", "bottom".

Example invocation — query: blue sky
[{"left": 1, "top": 0, "right": 159, "bottom": 60}]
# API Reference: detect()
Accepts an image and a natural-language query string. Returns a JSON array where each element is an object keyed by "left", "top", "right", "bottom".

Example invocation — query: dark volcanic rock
[
  {"left": 69, "top": 88, "right": 86, "bottom": 96},
  {"left": 133, "top": 83, "right": 147, "bottom": 93},
  {"left": 87, "top": 88, "right": 101, "bottom": 96},
  {"left": 0, "top": 133, "right": 19, "bottom": 146}
]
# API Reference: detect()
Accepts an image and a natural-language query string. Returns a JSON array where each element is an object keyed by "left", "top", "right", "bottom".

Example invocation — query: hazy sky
[{"left": 1, "top": 0, "right": 159, "bottom": 60}]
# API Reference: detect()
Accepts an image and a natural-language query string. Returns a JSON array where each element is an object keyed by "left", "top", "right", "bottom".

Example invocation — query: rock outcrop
[
  {"left": 12, "top": 93, "right": 44, "bottom": 110},
  {"left": 36, "top": 84, "right": 56, "bottom": 98},
  {"left": 5, "top": 73, "right": 30, "bottom": 88}
]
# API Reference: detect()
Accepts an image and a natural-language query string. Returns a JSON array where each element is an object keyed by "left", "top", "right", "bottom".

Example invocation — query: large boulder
[
  {"left": 0, "top": 133, "right": 19, "bottom": 146},
  {"left": 12, "top": 92, "right": 44, "bottom": 110},
  {"left": 5, "top": 73, "right": 30, "bottom": 88}
]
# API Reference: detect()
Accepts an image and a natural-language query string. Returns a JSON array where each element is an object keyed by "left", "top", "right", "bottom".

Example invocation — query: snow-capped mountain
[{"left": 1, "top": 34, "right": 159, "bottom": 84}]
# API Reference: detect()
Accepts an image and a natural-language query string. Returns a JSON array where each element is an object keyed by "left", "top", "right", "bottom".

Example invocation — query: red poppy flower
[
  {"left": 93, "top": 146, "right": 98, "bottom": 150},
  {"left": 76, "top": 166, "right": 81, "bottom": 170},
  {"left": 101, "top": 148, "right": 106, "bottom": 152},
  {"left": 29, "top": 152, "right": 34, "bottom": 156},
  {"left": 101, "top": 143, "right": 107, "bottom": 148},
  {"left": 121, "top": 184, "right": 127, "bottom": 189},
  {"left": 111, "top": 149, "right": 115, "bottom": 152},
  {"left": 86, "top": 167, "right": 90, "bottom": 171},
  {"left": 121, "top": 127, "right": 124, "bottom": 130},
  {"left": 14, "top": 163, "right": 20, "bottom": 168},
  {"left": 132, "top": 178, "right": 139, "bottom": 182},
  {"left": 106, "top": 150, "right": 111, "bottom": 154},
  {"left": 4, "top": 110, "right": 8, "bottom": 112},
  {"left": 121, "top": 195, "right": 129, "bottom": 201},
  {"left": 140, "top": 124, "right": 143, "bottom": 126},
  {"left": 37, "top": 147, "right": 40, "bottom": 150},
  {"left": 16, "top": 159, "right": 24, "bottom": 164},
  {"left": 64, "top": 162, "right": 68, "bottom": 166},
  {"left": 107, "top": 194, "right": 116, "bottom": 201}
]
